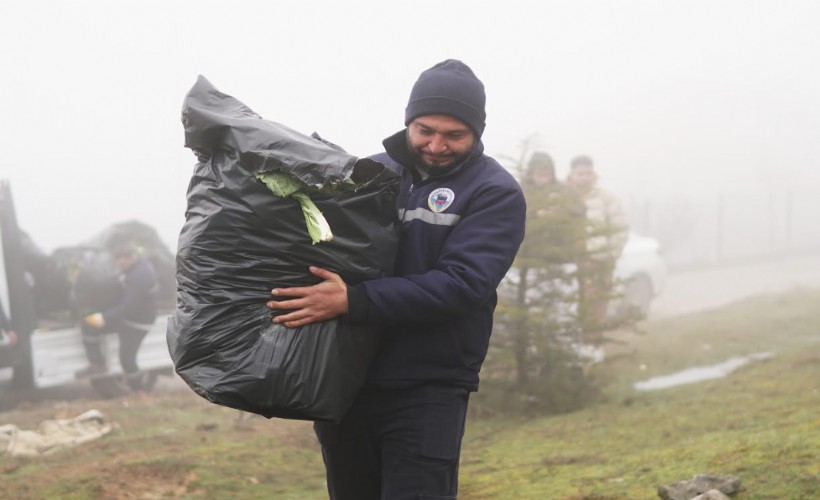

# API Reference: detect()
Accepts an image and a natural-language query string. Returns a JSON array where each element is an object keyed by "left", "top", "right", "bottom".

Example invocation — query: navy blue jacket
[
  {"left": 349, "top": 130, "right": 526, "bottom": 391},
  {"left": 103, "top": 255, "right": 159, "bottom": 328}
]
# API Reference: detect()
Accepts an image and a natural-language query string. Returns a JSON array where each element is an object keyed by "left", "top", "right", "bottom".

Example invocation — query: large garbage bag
[{"left": 167, "top": 76, "right": 400, "bottom": 422}]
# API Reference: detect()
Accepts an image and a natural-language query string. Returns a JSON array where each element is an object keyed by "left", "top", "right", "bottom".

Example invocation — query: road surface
[{"left": 649, "top": 252, "right": 820, "bottom": 319}]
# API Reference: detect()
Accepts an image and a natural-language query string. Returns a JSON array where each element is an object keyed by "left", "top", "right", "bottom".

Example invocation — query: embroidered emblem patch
[{"left": 428, "top": 188, "right": 455, "bottom": 213}]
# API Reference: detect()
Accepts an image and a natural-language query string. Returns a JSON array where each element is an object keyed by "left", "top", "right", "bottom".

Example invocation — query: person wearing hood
[{"left": 267, "top": 59, "right": 527, "bottom": 499}]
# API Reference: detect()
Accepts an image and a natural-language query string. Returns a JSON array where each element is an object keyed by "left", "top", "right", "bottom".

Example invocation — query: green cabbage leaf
[{"left": 256, "top": 172, "right": 356, "bottom": 244}]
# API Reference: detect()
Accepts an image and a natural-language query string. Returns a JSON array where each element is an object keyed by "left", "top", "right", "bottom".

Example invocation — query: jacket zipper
[{"left": 401, "top": 183, "right": 415, "bottom": 222}]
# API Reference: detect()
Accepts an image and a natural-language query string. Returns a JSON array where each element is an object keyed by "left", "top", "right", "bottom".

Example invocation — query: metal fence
[{"left": 625, "top": 187, "right": 820, "bottom": 268}]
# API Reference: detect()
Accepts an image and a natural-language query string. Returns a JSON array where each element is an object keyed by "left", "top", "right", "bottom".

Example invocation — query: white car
[{"left": 613, "top": 232, "right": 668, "bottom": 317}]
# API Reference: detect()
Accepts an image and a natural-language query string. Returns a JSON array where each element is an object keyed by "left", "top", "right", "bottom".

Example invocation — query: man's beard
[{"left": 406, "top": 136, "right": 471, "bottom": 171}]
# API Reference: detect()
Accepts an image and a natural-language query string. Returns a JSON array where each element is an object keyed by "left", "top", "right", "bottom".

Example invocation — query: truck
[{"left": 0, "top": 180, "right": 175, "bottom": 406}]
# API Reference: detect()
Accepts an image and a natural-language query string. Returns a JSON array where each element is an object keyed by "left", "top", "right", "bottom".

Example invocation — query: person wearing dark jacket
[
  {"left": 76, "top": 243, "right": 158, "bottom": 388},
  {"left": 267, "top": 59, "right": 527, "bottom": 500}
]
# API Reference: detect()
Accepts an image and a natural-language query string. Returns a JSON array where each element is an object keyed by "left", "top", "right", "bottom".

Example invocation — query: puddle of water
[{"left": 634, "top": 352, "right": 774, "bottom": 391}]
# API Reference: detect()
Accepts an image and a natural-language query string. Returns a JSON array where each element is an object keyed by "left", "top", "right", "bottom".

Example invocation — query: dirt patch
[
  {"left": 2, "top": 386, "right": 323, "bottom": 499},
  {"left": 95, "top": 462, "right": 201, "bottom": 499},
  {"left": 68, "top": 460, "right": 195, "bottom": 498}
]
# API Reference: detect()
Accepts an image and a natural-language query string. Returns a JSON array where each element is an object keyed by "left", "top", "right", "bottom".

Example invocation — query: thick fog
[{"left": 2, "top": 1, "right": 819, "bottom": 268}]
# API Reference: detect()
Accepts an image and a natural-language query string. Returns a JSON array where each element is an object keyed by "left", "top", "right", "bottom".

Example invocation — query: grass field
[{"left": 1, "top": 288, "right": 818, "bottom": 499}]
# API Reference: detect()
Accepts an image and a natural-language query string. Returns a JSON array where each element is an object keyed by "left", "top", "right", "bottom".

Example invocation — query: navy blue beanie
[{"left": 405, "top": 59, "right": 486, "bottom": 137}]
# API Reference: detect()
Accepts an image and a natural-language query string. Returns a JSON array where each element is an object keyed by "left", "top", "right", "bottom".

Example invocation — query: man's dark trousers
[
  {"left": 314, "top": 383, "right": 470, "bottom": 500},
  {"left": 81, "top": 321, "right": 148, "bottom": 378}
]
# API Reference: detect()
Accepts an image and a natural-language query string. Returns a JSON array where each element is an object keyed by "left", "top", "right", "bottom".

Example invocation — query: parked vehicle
[
  {"left": 0, "top": 180, "right": 174, "bottom": 405},
  {"left": 613, "top": 232, "right": 668, "bottom": 317}
]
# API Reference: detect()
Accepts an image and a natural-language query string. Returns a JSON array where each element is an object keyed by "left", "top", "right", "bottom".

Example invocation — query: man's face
[
  {"left": 567, "top": 164, "right": 597, "bottom": 191},
  {"left": 406, "top": 114, "right": 475, "bottom": 169},
  {"left": 531, "top": 167, "right": 555, "bottom": 187},
  {"left": 115, "top": 254, "right": 138, "bottom": 272}
]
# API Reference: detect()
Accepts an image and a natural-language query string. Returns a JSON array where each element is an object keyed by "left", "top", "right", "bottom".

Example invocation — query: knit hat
[
  {"left": 528, "top": 151, "right": 555, "bottom": 173},
  {"left": 405, "top": 59, "right": 486, "bottom": 137},
  {"left": 570, "top": 155, "right": 595, "bottom": 169}
]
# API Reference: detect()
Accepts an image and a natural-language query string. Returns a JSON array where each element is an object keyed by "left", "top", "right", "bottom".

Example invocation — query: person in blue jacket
[
  {"left": 267, "top": 59, "right": 526, "bottom": 500},
  {"left": 75, "top": 242, "right": 158, "bottom": 389}
]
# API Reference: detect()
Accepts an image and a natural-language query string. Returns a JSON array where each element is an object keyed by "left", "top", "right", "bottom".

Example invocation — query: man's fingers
[
  {"left": 267, "top": 267, "right": 346, "bottom": 327},
  {"left": 280, "top": 313, "right": 327, "bottom": 328},
  {"left": 272, "top": 268, "right": 337, "bottom": 296},
  {"left": 271, "top": 309, "right": 309, "bottom": 325},
  {"left": 309, "top": 266, "right": 341, "bottom": 282},
  {"left": 266, "top": 298, "right": 305, "bottom": 310},
  {"left": 283, "top": 318, "right": 310, "bottom": 328},
  {"left": 271, "top": 285, "right": 310, "bottom": 297}
]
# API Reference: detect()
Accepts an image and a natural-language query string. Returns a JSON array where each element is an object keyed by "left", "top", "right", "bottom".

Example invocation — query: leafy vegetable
[
  {"left": 256, "top": 171, "right": 305, "bottom": 198},
  {"left": 256, "top": 172, "right": 343, "bottom": 244},
  {"left": 291, "top": 192, "right": 332, "bottom": 244}
]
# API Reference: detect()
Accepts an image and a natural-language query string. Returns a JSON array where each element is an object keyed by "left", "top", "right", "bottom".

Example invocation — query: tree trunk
[{"left": 513, "top": 266, "right": 530, "bottom": 388}]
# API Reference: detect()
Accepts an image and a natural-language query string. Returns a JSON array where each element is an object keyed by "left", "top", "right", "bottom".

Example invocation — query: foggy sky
[{"left": 2, "top": 1, "right": 819, "bottom": 253}]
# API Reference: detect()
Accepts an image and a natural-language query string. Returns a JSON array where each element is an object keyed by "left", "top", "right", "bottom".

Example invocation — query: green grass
[
  {"left": 460, "top": 349, "right": 820, "bottom": 499},
  {"left": 1, "top": 288, "right": 818, "bottom": 499},
  {"left": 460, "top": 287, "right": 820, "bottom": 499}
]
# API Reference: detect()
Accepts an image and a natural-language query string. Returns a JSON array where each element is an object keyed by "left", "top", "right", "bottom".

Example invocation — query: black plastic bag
[{"left": 167, "top": 76, "right": 399, "bottom": 422}]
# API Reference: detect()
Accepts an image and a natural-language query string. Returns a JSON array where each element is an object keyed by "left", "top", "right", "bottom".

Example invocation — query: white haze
[{"left": 1, "top": 0, "right": 819, "bottom": 259}]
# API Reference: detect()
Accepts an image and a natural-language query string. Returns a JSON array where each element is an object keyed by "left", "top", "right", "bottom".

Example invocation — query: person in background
[
  {"left": 75, "top": 242, "right": 158, "bottom": 390},
  {"left": 519, "top": 151, "right": 586, "bottom": 265},
  {"left": 566, "top": 154, "right": 629, "bottom": 331},
  {"left": 266, "top": 59, "right": 527, "bottom": 500},
  {"left": 0, "top": 299, "right": 18, "bottom": 348},
  {"left": 512, "top": 152, "right": 589, "bottom": 370}
]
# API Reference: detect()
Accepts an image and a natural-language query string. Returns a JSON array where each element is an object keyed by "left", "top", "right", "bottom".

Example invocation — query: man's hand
[
  {"left": 84, "top": 313, "right": 105, "bottom": 329},
  {"left": 0, "top": 330, "right": 17, "bottom": 348},
  {"left": 267, "top": 266, "right": 348, "bottom": 328}
]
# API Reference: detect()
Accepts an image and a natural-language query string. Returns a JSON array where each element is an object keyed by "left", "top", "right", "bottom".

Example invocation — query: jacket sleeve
[{"left": 360, "top": 181, "right": 526, "bottom": 324}]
